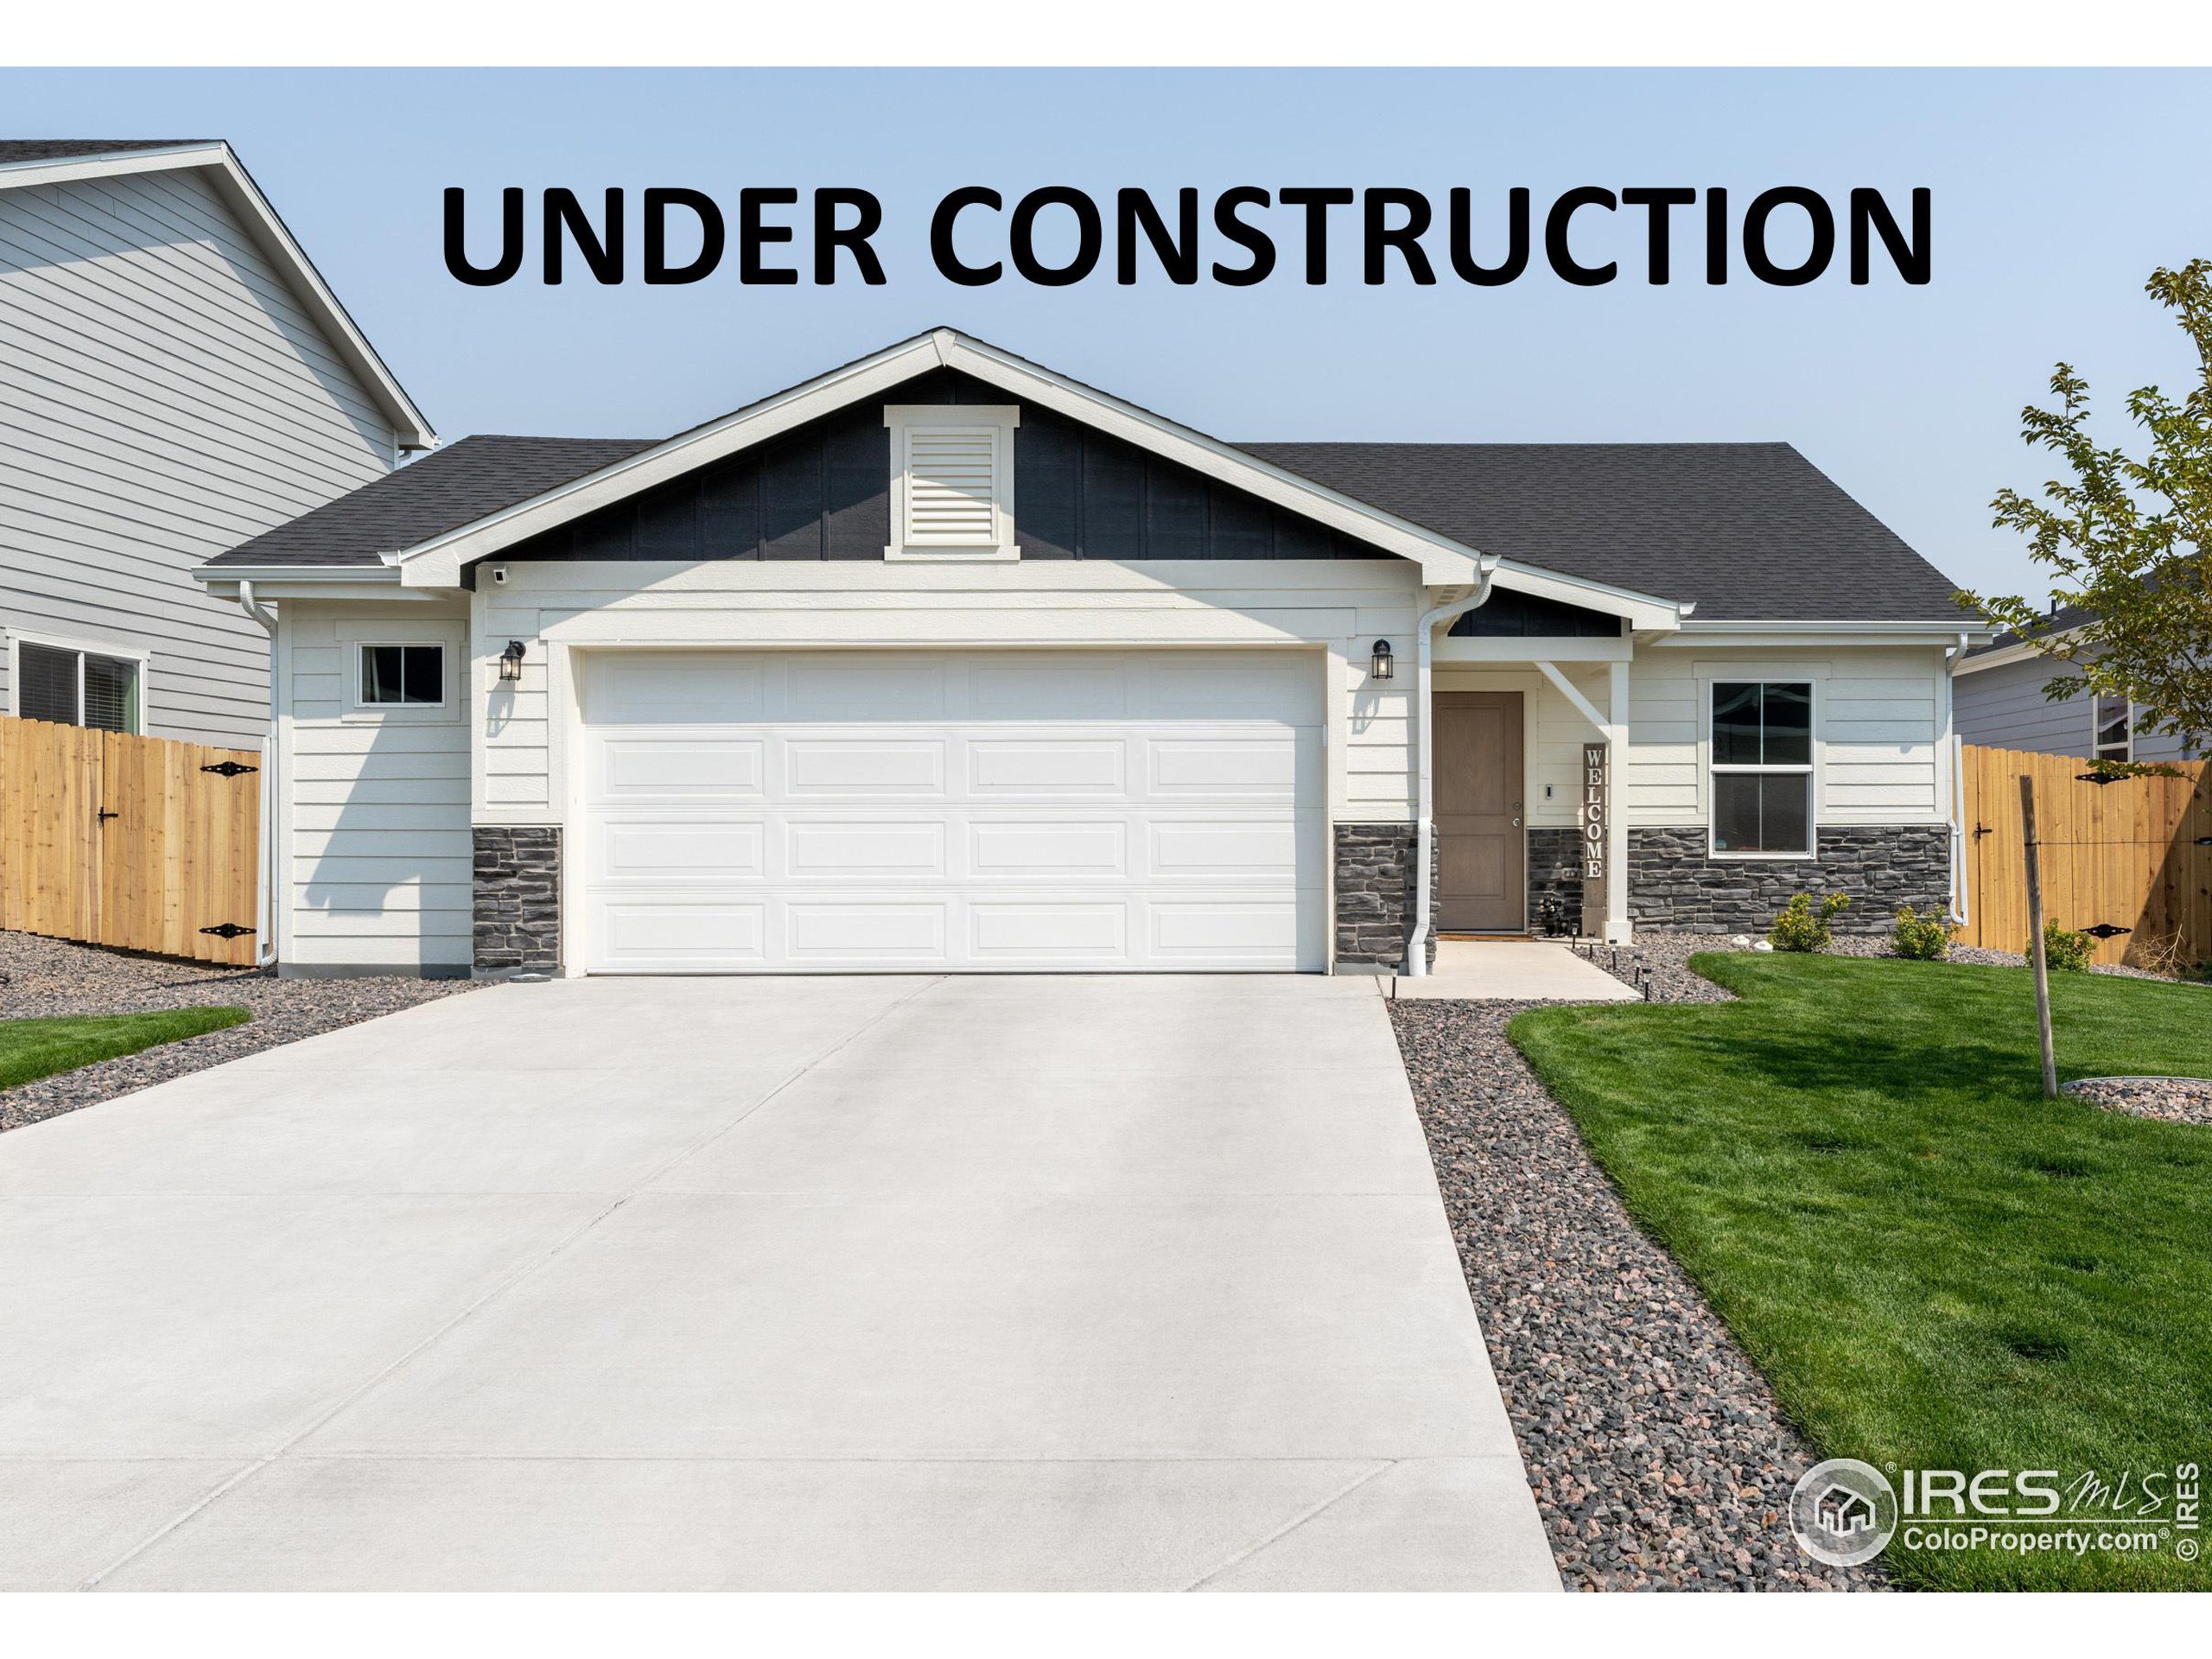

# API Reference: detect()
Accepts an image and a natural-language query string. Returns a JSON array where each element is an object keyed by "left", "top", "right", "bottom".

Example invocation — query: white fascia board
[
  {"left": 1435, "top": 633, "right": 1631, "bottom": 664},
  {"left": 394, "top": 326, "right": 1511, "bottom": 590},
  {"left": 0, "top": 144, "right": 435, "bottom": 450},
  {"left": 937, "top": 332, "right": 1484, "bottom": 585},
  {"left": 395, "top": 334, "right": 950, "bottom": 586},
  {"left": 1660, "top": 620, "right": 1990, "bottom": 649},
  {"left": 196, "top": 564, "right": 445, "bottom": 604},
  {"left": 1952, "top": 626, "right": 2083, "bottom": 676},
  {"left": 1483, "top": 561, "right": 1683, "bottom": 629}
]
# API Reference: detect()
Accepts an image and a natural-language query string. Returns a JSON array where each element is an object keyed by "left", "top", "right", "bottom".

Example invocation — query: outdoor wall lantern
[
  {"left": 1370, "top": 639, "right": 1395, "bottom": 681},
  {"left": 499, "top": 639, "right": 526, "bottom": 682}
]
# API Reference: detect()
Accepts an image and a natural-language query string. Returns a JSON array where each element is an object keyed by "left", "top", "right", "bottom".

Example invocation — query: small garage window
[
  {"left": 360, "top": 644, "right": 445, "bottom": 706},
  {"left": 1711, "top": 681, "right": 1814, "bottom": 856}
]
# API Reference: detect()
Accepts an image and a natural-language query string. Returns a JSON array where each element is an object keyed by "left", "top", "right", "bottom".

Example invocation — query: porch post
[{"left": 1605, "top": 658, "right": 1631, "bottom": 942}]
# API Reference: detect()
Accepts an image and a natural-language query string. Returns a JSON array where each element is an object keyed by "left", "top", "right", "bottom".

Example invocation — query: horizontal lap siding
[
  {"left": 283, "top": 605, "right": 472, "bottom": 969},
  {"left": 0, "top": 168, "right": 397, "bottom": 747}
]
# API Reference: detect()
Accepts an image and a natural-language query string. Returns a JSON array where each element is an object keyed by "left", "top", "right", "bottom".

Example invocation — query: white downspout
[
  {"left": 238, "top": 581, "right": 280, "bottom": 970},
  {"left": 1944, "top": 630, "right": 1969, "bottom": 928},
  {"left": 1403, "top": 558, "right": 1501, "bottom": 977}
]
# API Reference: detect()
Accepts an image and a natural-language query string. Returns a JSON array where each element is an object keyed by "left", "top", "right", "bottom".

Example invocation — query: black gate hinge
[
  {"left": 200, "top": 760, "right": 258, "bottom": 777},
  {"left": 199, "top": 923, "right": 257, "bottom": 939}
]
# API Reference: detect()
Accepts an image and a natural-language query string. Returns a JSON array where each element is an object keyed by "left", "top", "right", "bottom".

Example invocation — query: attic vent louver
[{"left": 885, "top": 404, "right": 1020, "bottom": 561}]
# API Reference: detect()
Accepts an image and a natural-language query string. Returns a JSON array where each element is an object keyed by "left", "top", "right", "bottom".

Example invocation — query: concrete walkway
[
  {"left": 1385, "top": 940, "right": 1642, "bottom": 1002},
  {"left": 0, "top": 974, "right": 1556, "bottom": 1591}
]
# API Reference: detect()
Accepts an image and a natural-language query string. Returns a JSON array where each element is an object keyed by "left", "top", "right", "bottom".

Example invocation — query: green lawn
[
  {"left": 0, "top": 1007, "right": 251, "bottom": 1091},
  {"left": 1511, "top": 954, "right": 2212, "bottom": 1591}
]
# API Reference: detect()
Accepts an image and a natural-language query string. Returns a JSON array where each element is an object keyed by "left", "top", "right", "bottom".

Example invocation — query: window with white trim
[
  {"left": 15, "top": 640, "right": 142, "bottom": 733},
  {"left": 884, "top": 404, "right": 1020, "bottom": 560},
  {"left": 359, "top": 644, "right": 445, "bottom": 706},
  {"left": 2093, "top": 691, "right": 2133, "bottom": 763},
  {"left": 1711, "top": 681, "right": 1814, "bottom": 856}
]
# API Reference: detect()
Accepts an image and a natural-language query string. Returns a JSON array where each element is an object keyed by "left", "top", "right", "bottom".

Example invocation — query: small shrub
[
  {"left": 2037, "top": 920, "right": 2094, "bottom": 973},
  {"left": 1770, "top": 892, "right": 1850, "bottom": 952},
  {"left": 1891, "top": 905, "right": 1954, "bottom": 961}
]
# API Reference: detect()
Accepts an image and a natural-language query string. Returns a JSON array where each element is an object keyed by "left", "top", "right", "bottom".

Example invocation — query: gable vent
[{"left": 906, "top": 429, "right": 1000, "bottom": 546}]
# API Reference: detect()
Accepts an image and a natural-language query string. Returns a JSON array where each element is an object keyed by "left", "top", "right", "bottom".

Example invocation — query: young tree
[{"left": 1960, "top": 257, "right": 2212, "bottom": 762}]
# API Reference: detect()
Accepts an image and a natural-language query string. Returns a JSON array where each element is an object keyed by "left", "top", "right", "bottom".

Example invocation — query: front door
[{"left": 1436, "top": 691, "right": 1525, "bottom": 932}]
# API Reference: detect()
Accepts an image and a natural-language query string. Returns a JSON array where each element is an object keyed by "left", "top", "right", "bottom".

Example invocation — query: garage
[{"left": 579, "top": 649, "right": 1326, "bottom": 972}]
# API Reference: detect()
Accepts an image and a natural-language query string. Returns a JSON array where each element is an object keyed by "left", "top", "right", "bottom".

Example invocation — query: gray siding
[
  {"left": 1955, "top": 655, "right": 2201, "bottom": 763},
  {"left": 0, "top": 166, "right": 400, "bottom": 746}
]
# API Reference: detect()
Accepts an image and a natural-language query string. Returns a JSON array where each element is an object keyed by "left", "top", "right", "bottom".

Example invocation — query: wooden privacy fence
[
  {"left": 0, "top": 715, "right": 262, "bottom": 967},
  {"left": 1960, "top": 742, "right": 2212, "bottom": 969}
]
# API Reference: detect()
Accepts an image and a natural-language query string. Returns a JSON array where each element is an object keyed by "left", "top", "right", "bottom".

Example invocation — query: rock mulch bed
[
  {"left": 1390, "top": 997, "right": 1883, "bottom": 1592},
  {"left": 2062, "top": 1076, "right": 2212, "bottom": 1126},
  {"left": 0, "top": 930, "right": 480, "bottom": 1135}
]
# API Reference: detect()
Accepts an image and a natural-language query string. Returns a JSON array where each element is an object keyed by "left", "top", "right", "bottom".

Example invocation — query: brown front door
[{"left": 1436, "top": 691, "right": 1525, "bottom": 932}]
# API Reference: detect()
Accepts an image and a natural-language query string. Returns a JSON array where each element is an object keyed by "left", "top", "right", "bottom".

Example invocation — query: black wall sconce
[
  {"left": 499, "top": 639, "right": 526, "bottom": 683},
  {"left": 1370, "top": 639, "right": 1395, "bottom": 681}
]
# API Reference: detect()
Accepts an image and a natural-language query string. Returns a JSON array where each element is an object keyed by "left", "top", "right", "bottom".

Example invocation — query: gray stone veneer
[
  {"left": 1526, "top": 826, "right": 1587, "bottom": 937},
  {"left": 1332, "top": 823, "right": 1439, "bottom": 971},
  {"left": 1627, "top": 824, "right": 1950, "bottom": 934},
  {"left": 473, "top": 825, "right": 562, "bottom": 976}
]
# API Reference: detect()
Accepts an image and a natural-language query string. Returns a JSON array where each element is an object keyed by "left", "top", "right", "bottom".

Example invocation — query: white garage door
[{"left": 581, "top": 650, "right": 1325, "bottom": 973}]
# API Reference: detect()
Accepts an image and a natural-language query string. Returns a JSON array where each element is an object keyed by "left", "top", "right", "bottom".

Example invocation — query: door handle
[
  {"left": 1510, "top": 816, "right": 1522, "bottom": 827},
  {"left": 97, "top": 810, "right": 121, "bottom": 823}
]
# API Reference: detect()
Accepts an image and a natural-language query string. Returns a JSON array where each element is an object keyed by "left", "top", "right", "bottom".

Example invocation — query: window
[
  {"left": 2093, "top": 691, "right": 2132, "bottom": 763},
  {"left": 1711, "top": 681, "right": 1814, "bottom": 855},
  {"left": 13, "top": 640, "right": 141, "bottom": 733},
  {"left": 359, "top": 644, "right": 445, "bottom": 706},
  {"left": 883, "top": 404, "right": 1020, "bottom": 561}
]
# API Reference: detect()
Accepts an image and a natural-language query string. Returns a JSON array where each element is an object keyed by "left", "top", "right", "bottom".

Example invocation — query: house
[
  {"left": 192, "top": 327, "right": 1972, "bottom": 978},
  {"left": 1, "top": 139, "right": 433, "bottom": 747},
  {"left": 1954, "top": 599, "right": 2202, "bottom": 765}
]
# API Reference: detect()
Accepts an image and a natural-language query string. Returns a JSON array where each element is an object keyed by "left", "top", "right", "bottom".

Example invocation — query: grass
[
  {"left": 0, "top": 1007, "right": 251, "bottom": 1091},
  {"left": 1510, "top": 954, "right": 2212, "bottom": 1591}
]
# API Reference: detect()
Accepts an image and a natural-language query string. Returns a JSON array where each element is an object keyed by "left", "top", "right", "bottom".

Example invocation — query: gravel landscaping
[
  {"left": 1389, "top": 995, "right": 1884, "bottom": 1592},
  {"left": 2062, "top": 1075, "right": 2212, "bottom": 1126},
  {"left": 0, "top": 930, "right": 480, "bottom": 1134}
]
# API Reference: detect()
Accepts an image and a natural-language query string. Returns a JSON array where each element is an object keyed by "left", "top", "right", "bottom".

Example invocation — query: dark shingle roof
[
  {"left": 205, "top": 420, "right": 1963, "bottom": 624},
  {"left": 0, "top": 139, "right": 214, "bottom": 166},
  {"left": 1239, "top": 442, "right": 1967, "bottom": 621},
  {"left": 206, "top": 435, "right": 655, "bottom": 567}
]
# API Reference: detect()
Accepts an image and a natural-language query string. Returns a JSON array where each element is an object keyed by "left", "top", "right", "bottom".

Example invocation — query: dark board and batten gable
[{"left": 510, "top": 370, "right": 1391, "bottom": 564}]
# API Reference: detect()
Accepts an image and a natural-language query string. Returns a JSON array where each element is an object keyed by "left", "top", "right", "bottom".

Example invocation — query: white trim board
[{"left": 0, "top": 143, "right": 435, "bottom": 449}]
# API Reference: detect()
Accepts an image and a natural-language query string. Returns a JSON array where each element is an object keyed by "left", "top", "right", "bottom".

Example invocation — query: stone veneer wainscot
[
  {"left": 473, "top": 825, "right": 562, "bottom": 976},
  {"left": 1332, "top": 823, "right": 1440, "bottom": 971},
  {"left": 1626, "top": 824, "right": 1951, "bottom": 934}
]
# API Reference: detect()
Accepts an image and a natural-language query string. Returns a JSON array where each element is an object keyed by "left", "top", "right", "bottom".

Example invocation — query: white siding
[
  {"left": 0, "top": 167, "right": 399, "bottom": 745},
  {"left": 279, "top": 602, "right": 472, "bottom": 971},
  {"left": 1624, "top": 645, "right": 1950, "bottom": 827}
]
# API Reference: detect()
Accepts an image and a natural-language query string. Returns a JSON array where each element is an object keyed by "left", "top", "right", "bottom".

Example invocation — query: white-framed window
[
  {"left": 2093, "top": 690, "right": 2133, "bottom": 763},
  {"left": 1710, "top": 680, "right": 1815, "bottom": 857},
  {"left": 347, "top": 641, "right": 452, "bottom": 719},
  {"left": 883, "top": 403, "right": 1020, "bottom": 561},
  {"left": 5, "top": 631, "right": 147, "bottom": 734}
]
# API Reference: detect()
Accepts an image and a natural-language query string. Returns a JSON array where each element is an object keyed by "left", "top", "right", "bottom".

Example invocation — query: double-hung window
[
  {"left": 1711, "top": 681, "right": 1814, "bottom": 856},
  {"left": 2093, "top": 691, "right": 2133, "bottom": 763},
  {"left": 13, "top": 640, "right": 142, "bottom": 734}
]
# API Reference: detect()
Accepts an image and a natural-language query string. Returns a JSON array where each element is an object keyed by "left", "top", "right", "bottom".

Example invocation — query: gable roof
[
  {"left": 0, "top": 140, "right": 435, "bottom": 448},
  {"left": 196, "top": 327, "right": 1965, "bottom": 626},
  {"left": 1240, "top": 442, "right": 1966, "bottom": 623},
  {"left": 205, "top": 436, "right": 655, "bottom": 569}
]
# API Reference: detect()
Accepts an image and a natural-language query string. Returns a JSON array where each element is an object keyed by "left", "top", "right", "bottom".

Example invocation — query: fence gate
[
  {"left": 1960, "top": 742, "right": 2212, "bottom": 969},
  {"left": 0, "top": 715, "right": 262, "bottom": 967}
]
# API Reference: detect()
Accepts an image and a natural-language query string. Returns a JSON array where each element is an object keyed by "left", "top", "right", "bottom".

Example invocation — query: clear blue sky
[{"left": 8, "top": 67, "right": 2209, "bottom": 600}]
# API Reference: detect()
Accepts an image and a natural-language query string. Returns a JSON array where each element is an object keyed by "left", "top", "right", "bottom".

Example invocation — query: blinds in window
[
  {"left": 17, "top": 643, "right": 78, "bottom": 725},
  {"left": 904, "top": 429, "right": 999, "bottom": 547}
]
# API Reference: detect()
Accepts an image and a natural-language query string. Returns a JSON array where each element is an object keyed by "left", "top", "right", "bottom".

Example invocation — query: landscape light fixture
[
  {"left": 1370, "top": 639, "right": 1395, "bottom": 681},
  {"left": 499, "top": 639, "right": 526, "bottom": 682}
]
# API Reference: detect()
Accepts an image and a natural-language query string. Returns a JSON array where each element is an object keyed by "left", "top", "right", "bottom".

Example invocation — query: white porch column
[{"left": 1605, "top": 658, "right": 1631, "bottom": 943}]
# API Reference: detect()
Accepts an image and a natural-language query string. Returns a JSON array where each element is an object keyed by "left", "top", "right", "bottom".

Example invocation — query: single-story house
[
  {"left": 1954, "top": 598, "right": 2203, "bottom": 765},
  {"left": 194, "top": 327, "right": 1975, "bottom": 978}
]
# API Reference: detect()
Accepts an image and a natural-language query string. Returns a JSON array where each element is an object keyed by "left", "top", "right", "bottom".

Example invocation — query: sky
[{"left": 6, "top": 67, "right": 2209, "bottom": 601}]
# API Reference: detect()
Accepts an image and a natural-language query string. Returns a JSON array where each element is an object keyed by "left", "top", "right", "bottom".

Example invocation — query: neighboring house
[
  {"left": 194, "top": 327, "right": 1974, "bottom": 977},
  {"left": 1955, "top": 599, "right": 2202, "bottom": 765},
  {"left": 1, "top": 139, "right": 434, "bottom": 747}
]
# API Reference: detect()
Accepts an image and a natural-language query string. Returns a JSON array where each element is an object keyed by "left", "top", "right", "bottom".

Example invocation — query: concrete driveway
[{"left": 0, "top": 973, "right": 1555, "bottom": 1591}]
